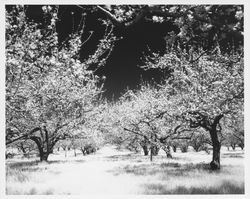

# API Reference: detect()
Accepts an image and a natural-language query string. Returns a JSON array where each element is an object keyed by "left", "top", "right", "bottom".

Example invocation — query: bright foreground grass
[{"left": 6, "top": 145, "right": 244, "bottom": 194}]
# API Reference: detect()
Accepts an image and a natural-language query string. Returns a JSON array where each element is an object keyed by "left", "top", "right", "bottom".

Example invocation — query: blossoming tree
[{"left": 6, "top": 6, "right": 114, "bottom": 161}]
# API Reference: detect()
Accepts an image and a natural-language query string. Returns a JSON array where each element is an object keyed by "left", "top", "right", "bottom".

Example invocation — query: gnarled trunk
[
  {"left": 188, "top": 113, "right": 223, "bottom": 170},
  {"left": 30, "top": 127, "right": 58, "bottom": 162},
  {"left": 209, "top": 127, "right": 221, "bottom": 170},
  {"left": 210, "top": 138, "right": 221, "bottom": 170}
]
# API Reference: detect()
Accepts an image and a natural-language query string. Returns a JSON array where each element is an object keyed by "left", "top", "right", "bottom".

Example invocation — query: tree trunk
[
  {"left": 150, "top": 146, "right": 153, "bottom": 162},
  {"left": 29, "top": 127, "right": 60, "bottom": 162},
  {"left": 19, "top": 144, "right": 29, "bottom": 158},
  {"left": 172, "top": 145, "right": 177, "bottom": 152},
  {"left": 151, "top": 145, "right": 159, "bottom": 156},
  {"left": 193, "top": 145, "right": 200, "bottom": 152},
  {"left": 180, "top": 145, "right": 188, "bottom": 153},
  {"left": 40, "top": 151, "right": 49, "bottom": 161},
  {"left": 162, "top": 146, "right": 172, "bottom": 158},
  {"left": 80, "top": 148, "right": 86, "bottom": 156},
  {"left": 141, "top": 145, "right": 148, "bottom": 156},
  {"left": 208, "top": 114, "right": 224, "bottom": 170},
  {"left": 30, "top": 136, "right": 48, "bottom": 162},
  {"left": 231, "top": 143, "right": 236, "bottom": 150},
  {"left": 238, "top": 143, "right": 244, "bottom": 150},
  {"left": 210, "top": 140, "right": 220, "bottom": 170},
  {"left": 209, "top": 129, "right": 221, "bottom": 170}
]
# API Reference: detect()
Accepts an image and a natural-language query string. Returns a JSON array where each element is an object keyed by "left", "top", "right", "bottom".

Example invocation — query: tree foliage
[
  {"left": 5, "top": 5, "right": 110, "bottom": 161},
  {"left": 142, "top": 46, "right": 243, "bottom": 169},
  {"left": 95, "top": 5, "right": 243, "bottom": 52}
]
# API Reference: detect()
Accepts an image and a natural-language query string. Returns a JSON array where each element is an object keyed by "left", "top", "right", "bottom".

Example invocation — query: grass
[
  {"left": 139, "top": 163, "right": 244, "bottom": 194},
  {"left": 144, "top": 180, "right": 244, "bottom": 194},
  {"left": 6, "top": 146, "right": 244, "bottom": 194}
]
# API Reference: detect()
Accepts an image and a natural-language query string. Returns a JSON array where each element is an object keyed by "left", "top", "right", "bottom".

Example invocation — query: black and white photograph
[{"left": 3, "top": 1, "right": 247, "bottom": 196}]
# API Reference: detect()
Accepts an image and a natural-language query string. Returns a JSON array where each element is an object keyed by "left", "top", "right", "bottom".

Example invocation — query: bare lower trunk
[
  {"left": 210, "top": 130, "right": 221, "bottom": 170},
  {"left": 208, "top": 114, "right": 224, "bottom": 170},
  {"left": 40, "top": 152, "right": 49, "bottom": 161},
  {"left": 210, "top": 141, "right": 220, "bottom": 170},
  {"left": 231, "top": 143, "right": 236, "bottom": 150},
  {"left": 30, "top": 137, "right": 48, "bottom": 162},
  {"left": 149, "top": 145, "right": 158, "bottom": 161},
  {"left": 151, "top": 145, "right": 159, "bottom": 156},
  {"left": 172, "top": 145, "right": 177, "bottom": 152},
  {"left": 162, "top": 146, "right": 172, "bottom": 158},
  {"left": 141, "top": 145, "right": 148, "bottom": 156},
  {"left": 150, "top": 146, "right": 153, "bottom": 161},
  {"left": 239, "top": 143, "right": 244, "bottom": 150},
  {"left": 80, "top": 148, "right": 86, "bottom": 155}
]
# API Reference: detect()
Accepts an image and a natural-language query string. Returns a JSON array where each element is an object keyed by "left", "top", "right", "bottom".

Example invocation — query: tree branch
[
  {"left": 212, "top": 114, "right": 224, "bottom": 128},
  {"left": 97, "top": 5, "right": 124, "bottom": 28},
  {"left": 6, "top": 127, "right": 41, "bottom": 145}
]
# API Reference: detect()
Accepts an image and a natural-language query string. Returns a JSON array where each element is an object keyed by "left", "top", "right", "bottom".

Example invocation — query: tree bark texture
[{"left": 209, "top": 127, "right": 221, "bottom": 169}]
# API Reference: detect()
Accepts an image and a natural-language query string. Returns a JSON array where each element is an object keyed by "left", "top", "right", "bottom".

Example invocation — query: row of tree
[
  {"left": 6, "top": 5, "right": 244, "bottom": 170},
  {"left": 104, "top": 47, "right": 243, "bottom": 169}
]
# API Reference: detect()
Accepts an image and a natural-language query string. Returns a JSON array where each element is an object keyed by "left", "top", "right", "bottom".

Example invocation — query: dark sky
[{"left": 24, "top": 5, "right": 179, "bottom": 100}]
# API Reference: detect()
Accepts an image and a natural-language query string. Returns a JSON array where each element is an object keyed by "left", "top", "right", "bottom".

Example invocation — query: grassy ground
[{"left": 6, "top": 145, "right": 244, "bottom": 195}]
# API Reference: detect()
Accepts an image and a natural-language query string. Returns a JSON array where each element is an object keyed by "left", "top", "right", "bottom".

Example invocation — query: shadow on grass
[
  {"left": 6, "top": 187, "right": 56, "bottom": 195},
  {"left": 7, "top": 159, "right": 86, "bottom": 169},
  {"left": 105, "top": 153, "right": 178, "bottom": 163},
  {"left": 107, "top": 160, "right": 244, "bottom": 194},
  {"left": 221, "top": 152, "right": 244, "bottom": 158},
  {"left": 143, "top": 180, "right": 244, "bottom": 194},
  {"left": 7, "top": 161, "right": 40, "bottom": 169},
  {"left": 105, "top": 153, "right": 148, "bottom": 162},
  {"left": 6, "top": 159, "right": 86, "bottom": 182},
  {"left": 108, "top": 162, "right": 222, "bottom": 177}
]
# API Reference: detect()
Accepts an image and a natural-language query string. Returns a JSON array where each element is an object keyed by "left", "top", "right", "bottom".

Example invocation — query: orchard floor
[{"left": 6, "top": 145, "right": 244, "bottom": 195}]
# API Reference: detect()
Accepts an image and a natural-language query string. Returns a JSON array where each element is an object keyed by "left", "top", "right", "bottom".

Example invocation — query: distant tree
[
  {"left": 223, "top": 113, "right": 244, "bottom": 150},
  {"left": 10, "top": 140, "right": 37, "bottom": 158},
  {"left": 74, "top": 137, "right": 97, "bottom": 156},
  {"left": 189, "top": 130, "right": 211, "bottom": 152},
  {"left": 109, "top": 84, "right": 193, "bottom": 161},
  {"left": 179, "top": 140, "right": 189, "bottom": 153},
  {"left": 56, "top": 139, "right": 72, "bottom": 157},
  {"left": 169, "top": 140, "right": 178, "bottom": 152}
]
